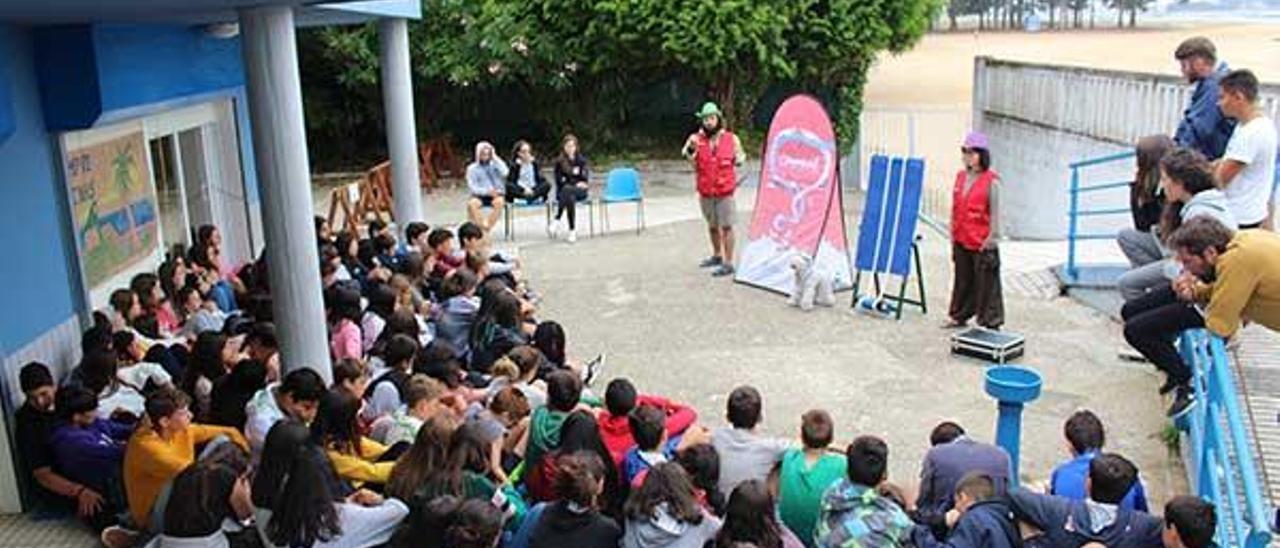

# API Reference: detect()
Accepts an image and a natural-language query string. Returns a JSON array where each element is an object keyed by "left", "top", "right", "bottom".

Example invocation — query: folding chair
[{"left": 601, "top": 167, "right": 645, "bottom": 234}]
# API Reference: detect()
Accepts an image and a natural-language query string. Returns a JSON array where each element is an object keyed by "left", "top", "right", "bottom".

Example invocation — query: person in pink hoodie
[{"left": 598, "top": 378, "right": 697, "bottom": 468}]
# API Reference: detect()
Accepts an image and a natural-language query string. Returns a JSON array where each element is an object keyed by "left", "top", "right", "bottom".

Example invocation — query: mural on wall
[{"left": 65, "top": 130, "right": 158, "bottom": 288}]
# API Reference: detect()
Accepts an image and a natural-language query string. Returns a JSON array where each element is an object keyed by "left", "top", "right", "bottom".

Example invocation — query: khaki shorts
[{"left": 700, "top": 195, "right": 736, "bottom": 228}]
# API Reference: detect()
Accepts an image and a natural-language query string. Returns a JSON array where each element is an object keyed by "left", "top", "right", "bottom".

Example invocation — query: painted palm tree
[
  {"left": 79, "top": 198, "right": 108, "bottom": 249},
  {"left": 111, "top": 142, "right": 143, "bottom": 249}
]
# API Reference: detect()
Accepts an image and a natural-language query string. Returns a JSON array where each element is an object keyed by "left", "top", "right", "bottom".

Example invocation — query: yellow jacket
[
  {"left": 326, "top": 437, "right": 394, "bottom": 485},
  {"left": 123, "top": 422, "right": 248, "bottom": 525},
  {"left": 1194, "top": 230, "right": 1280, "bottom": 338}
]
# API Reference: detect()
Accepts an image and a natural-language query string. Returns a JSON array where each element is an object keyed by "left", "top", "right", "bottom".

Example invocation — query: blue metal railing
[
  {"left": 1178, "top": 330, "right": 1273, "bottom": 548},
  {"left": 1065, "top": 150, "right": 1136, "bottom": 281}
]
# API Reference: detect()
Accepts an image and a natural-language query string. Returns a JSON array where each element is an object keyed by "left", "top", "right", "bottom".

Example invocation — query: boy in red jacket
[{"left": 598, "top": 378, "right": 698, "bottom": 468}]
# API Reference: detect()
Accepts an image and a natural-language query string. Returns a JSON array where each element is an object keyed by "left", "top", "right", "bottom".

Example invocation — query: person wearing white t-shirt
[{"left": 1215, "top": 69, "right": 1278, "bottom": 229}]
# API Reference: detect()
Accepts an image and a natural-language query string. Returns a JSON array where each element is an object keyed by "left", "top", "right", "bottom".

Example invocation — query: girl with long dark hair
[
  {"left": 622, "top": 462, "right": 721, "bottom": 548},
  {"left": 311, "top": 390, "right": 396, "bottom": 486},
  {"left": 552, "top": 134, "right": 591, "bottom": 243},
  {"left": 532, "top": 321, "right": 604, "bottom": 384},
  {"left": 710, "top": 480, "right": 803, "bottom": 548},
  {"left": 507, "top": 139, "right": 551, "bottom": 204},
  {"left": 253, "top": 420, "right": 408, "bottom": 548},
  {"left": 420, "top": 421, "right": 521, "bottom": 513},
  {"left": 469, "top": 286, "right": 529, "bottom": 372},
  {"left": 182, "top": 331, "right": 240, "bottom": 421},
  {"left": 1118, "top": 135, "right": 1176, "bottom": 269},
  {"left": 510, "top": 451, "right": 620, "bottom": 548},
  {"left": 328, "top": 287, "right": 364, "bottom": 361}
]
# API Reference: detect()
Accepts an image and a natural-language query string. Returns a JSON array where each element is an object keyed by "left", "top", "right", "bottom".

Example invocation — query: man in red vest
[
  {"left": 945, "top": 131, "right": 1004, "bottom": 329},
  {"left": 683, "top": 102, "right": 746, "bottom": 277}
]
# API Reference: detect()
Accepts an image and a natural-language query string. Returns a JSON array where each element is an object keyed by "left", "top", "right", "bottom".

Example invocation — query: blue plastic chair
[
  {"left": 502, "top": 198, "right": 552, "bottom": 241},
  {"left": 601, "top": 167, "right": 645, "bottom": 234}
]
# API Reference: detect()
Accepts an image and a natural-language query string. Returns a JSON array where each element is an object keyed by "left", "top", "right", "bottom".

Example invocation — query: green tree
[{"left": 307, "top": 0, "right": 939, "bottom": 164}]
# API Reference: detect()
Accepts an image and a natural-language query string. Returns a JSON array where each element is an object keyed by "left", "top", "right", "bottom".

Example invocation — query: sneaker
[
  {"left": 101, "top": 525, "right": 140, "bottom": 548},
  {"left": 1167, "top": 386, "right": 1195, "bottom": 418},
  {"left": 567, "top": 229, "right": 577, "bottom": 243},
  {"left": 711, "top": 264, "right": 735, "bottom": 277},
  {"left": 581, "top": 353, "right": 606, "bottom": 386},
  {"left": 550, "top": 219, "right": 564, "bottom": 238},
  {"left": 698, "top": 256, "right": 723, "bottom": 268}
]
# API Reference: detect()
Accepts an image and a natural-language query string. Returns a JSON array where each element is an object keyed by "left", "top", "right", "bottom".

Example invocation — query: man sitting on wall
[{"left": 1173, "top": 216, "right": 1280, "bottom": 338}]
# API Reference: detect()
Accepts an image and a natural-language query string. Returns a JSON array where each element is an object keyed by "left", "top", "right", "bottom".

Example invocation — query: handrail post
[{"left": 1067, "top": 166, "right": 1080, "bottom": 281}]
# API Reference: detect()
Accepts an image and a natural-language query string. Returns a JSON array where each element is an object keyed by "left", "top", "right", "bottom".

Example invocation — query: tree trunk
[
  {"left": 1129, "top": 7, "right": 1137, "bottom": 27},
  {"left": 949, "top": 13, "right": 957, "bottom": 31},
  {"left": 1048, "top": 2, "right": 1056, "bottom": 29}
]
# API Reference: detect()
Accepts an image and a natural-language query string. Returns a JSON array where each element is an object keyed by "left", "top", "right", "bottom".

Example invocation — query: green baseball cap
[{"left": 695, "top": 102, "right": 722, "bottom": 119}]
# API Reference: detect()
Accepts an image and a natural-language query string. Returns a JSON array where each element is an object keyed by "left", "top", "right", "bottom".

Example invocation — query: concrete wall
[{"left": 974, "top": 56, "right": 1280, "bottom": 240}]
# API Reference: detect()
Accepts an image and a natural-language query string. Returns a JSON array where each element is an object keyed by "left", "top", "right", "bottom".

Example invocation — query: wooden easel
[
  {"left": 328, "top": 162, "right": 394, "bottom": 234},
  {"left": 418, "top": 136, "right": 464, "bottom": 190}
]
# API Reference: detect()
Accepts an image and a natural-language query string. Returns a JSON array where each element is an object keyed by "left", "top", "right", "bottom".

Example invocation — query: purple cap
[{"left": 962, "top": 131, "right": 989, "bottom": 150}]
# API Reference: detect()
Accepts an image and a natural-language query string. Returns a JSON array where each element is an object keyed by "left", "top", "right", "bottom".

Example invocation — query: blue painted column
[{"left": 238, "top": 5, "right": 332, "bottom": 383}]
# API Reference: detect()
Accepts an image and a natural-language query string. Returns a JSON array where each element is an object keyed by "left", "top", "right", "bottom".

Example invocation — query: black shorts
[{"left": 474, "top": 195, "right": 496, "bottom": 207}]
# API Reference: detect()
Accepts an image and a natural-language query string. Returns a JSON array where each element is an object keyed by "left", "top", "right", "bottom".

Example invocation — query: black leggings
[
  {"left": 1121, "top": 285, "right": 1203, "bottom": 385},
  {"left": 556, "top": 186, "right": 589, "bottom": 229}
]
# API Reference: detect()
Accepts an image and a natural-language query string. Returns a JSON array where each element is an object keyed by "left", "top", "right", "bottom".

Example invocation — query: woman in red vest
[
  {"left": 945, "top": 131, "right": 1004, "bottom": 329},
  {"left": 683, "top": 102, "right": 745, "bottom": 278}
]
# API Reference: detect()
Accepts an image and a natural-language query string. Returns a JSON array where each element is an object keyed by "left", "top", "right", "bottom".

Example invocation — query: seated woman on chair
[
  {"left": 552, "top": 134, "right": 590, "bottom": 243},
  {"left": 465, "top": 141, "right": 508, "bottom": 233},
  {"left": 507, "top": 140, "right": 551, "bottom": 205}
]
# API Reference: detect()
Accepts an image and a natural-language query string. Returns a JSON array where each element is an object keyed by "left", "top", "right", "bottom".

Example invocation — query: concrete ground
[
  {"left": 395, "top": 166, "right": 1185, "bottom": 503},
  {"left": 13, "top": 168, "right": 1184, "bottom": 545}
]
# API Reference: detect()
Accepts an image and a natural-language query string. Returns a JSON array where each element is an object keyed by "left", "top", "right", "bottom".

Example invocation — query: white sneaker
[
  {"left": 550, "top": 219, "right": 563, "bottom": 238},
  {"left": 567, "top": 229, "right": 577, "bottom": 243}
]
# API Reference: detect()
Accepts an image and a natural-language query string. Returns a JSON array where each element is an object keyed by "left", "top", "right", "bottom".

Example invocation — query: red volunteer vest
[
  {"left": 694, "top": 131, "right": 737, "bottom": 198},
  {"left": 951, "top": 169, "right": 997, "bottom": 251}
]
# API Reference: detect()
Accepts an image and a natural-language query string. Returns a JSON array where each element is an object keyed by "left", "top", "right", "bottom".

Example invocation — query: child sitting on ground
[
  {"left": 621, "top": 404, "right": 710, "bottom": 487},
  {"left": 599, "top": 377, "right": 698, "bottom": 468},
  {"left": 370, "top": 374, "right": 452, "bottom": 447},
  {"left": 777, "top": 409, "right": 847, "bottom": 546},
  {"left": 910, "top": 472, "right": 1020, "bottom": 548},
  {"left": 428, "top": 228, "right": 464, "bottom": 280}
]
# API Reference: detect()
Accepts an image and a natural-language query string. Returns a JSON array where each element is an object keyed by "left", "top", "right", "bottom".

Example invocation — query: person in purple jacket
[
  {"left": 48, "top": 384, "right": 134, "bottom": 530},
  {"left": 913, "top": 422, "right": 1011, "bottom": 540}
]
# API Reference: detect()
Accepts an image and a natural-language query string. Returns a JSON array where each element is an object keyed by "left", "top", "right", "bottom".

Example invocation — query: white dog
[{"left": 788, "top": 253, "right": 835, "bottom": 311}]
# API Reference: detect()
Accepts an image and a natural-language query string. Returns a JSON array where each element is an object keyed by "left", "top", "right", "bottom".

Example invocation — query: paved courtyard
[{"left": 8, "top": 168, "right": 1186, "bottom": 545}]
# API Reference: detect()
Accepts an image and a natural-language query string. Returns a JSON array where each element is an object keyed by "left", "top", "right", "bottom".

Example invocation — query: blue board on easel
[{"left": 855, "top": 154, "right": 925, "bottom": 277}]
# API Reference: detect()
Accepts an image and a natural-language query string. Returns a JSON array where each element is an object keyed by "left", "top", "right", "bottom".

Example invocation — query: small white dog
[{"left": 788, "top": 253, "right": 835, "bottom": 311}]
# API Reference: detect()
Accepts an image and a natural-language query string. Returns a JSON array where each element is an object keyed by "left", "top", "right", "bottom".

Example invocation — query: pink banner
[{"left": 736, "top": 95, "right": 853, "bottom": 293}]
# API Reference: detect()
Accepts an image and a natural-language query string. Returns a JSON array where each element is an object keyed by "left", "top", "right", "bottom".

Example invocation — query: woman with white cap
[{"left": 944, "top": 131, "right": 1004, "bottom": 330}]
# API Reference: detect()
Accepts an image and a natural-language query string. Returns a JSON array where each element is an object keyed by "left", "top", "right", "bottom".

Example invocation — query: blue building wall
[{"left": 0, "top": 24, "right": 79, "bottom": 354}]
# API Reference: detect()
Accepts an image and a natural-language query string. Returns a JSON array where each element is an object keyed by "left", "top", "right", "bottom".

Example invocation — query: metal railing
[
  {"left": 1179, "top": 330, "right": 1274, "bottom": 548},
  {"left": 1064, "top": 150, "right": 1135, "bottom": 281}
]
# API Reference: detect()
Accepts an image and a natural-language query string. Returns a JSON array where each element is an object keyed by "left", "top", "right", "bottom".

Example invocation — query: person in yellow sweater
[
  {"left": 1171, "top": 216, "right": 1280, "bottom": 337},
  {"left": 312, "top": 389, "right": 395, "bottom": 486},
  {"left": 121, "top": 386, "right": 248, "bottom": 531}
]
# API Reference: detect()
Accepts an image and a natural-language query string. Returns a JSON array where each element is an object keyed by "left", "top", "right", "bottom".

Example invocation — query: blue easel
[{"left": 851, "top": 154, "right": 927, "bottom": 319}]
